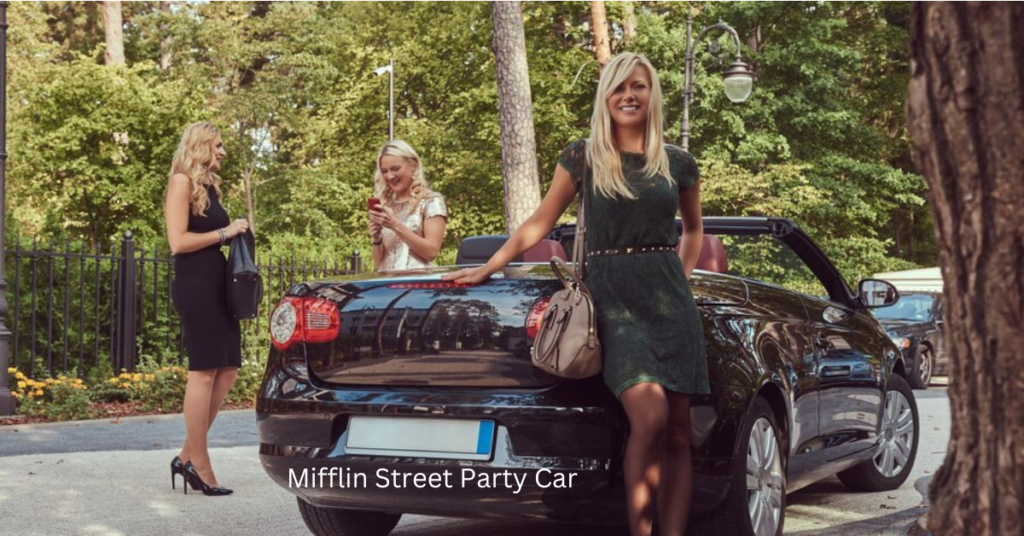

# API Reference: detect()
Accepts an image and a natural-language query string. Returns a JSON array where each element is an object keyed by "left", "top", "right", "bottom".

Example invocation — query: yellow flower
[
  {"left": 34, "top": 390, "right": 44, "bottom": 396},
  {"left": 74, "top": 379, "right": 84, "bottom": 385},
  {"left": 145, "top": 374, "right": 155, "bottom": 381},
  {"left": 17, "top": 381, "right": 26, "bottom": 389},
  {"left": 108, "top": 378, "right": 118, "bottom": 384},
  {"left": 45, "top": 378, "right": 55, "bottom": 384},
  {"left": 132, "top": 374, "right": 142, "bottom": 382},
  {"left": 7, "top": 367, "right": 15, "bottom": 375},
  {"left": 15, "top": 372, "right": 26, "bottom": 380},
  {"left": 12, "top": 392, "right": 21, "bottom": 398}
]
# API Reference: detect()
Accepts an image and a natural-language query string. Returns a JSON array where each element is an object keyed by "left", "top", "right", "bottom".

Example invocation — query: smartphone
[{"left": 368, "top": 197, "right": 381, "bottom": 211}]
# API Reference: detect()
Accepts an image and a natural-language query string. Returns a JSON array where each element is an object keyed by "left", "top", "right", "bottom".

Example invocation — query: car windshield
[{"left": 872, "top": 294, "right": 935, "bottom": 321}]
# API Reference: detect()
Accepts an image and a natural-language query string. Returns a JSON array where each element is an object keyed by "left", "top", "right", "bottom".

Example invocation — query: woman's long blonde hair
[
  {"left": 373, "top": 140, "right": 430, "bottom": 206},
  {"left": 169, "top": 122, "right": 223, "bottom": 216},
  {"left": 587, "top": 53, "right": 672, "bottom": 200}
]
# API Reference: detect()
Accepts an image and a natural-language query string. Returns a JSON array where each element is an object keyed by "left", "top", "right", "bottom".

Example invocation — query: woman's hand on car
[
  {"left": 225, "top": 218, "right": 250, "bottom": 238},
  {"left": 442, "top": 266, "right": 491, "bottom": 285}
]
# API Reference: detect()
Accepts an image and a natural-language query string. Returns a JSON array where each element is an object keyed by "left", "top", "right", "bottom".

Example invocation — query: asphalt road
[{"left": 0, "top": 385, "right": 951, "bottom": 536}]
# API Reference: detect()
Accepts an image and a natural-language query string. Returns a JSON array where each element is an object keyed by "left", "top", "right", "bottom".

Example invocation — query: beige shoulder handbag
[{"left": 531, "top": 160, "right": 602, "bottom": 379}]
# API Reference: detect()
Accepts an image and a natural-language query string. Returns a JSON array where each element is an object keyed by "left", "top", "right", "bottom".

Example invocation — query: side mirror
[{"left": 858, "top": 279, "right": 899, "bottom": 308}]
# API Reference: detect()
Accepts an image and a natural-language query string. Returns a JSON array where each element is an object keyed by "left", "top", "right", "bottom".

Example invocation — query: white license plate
[{"left": 345, "top": 416, "right": 495, "bottom": 461}]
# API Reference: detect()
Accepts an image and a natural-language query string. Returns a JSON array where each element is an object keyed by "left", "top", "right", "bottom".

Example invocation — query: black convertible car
[{"left": 257, "top": 217, "right": 919, "bottom": 536}]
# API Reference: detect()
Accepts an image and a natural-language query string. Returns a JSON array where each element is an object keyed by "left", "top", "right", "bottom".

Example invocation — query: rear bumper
[{"left": 257, "top": 371, "right": 734, "bottom": 524}]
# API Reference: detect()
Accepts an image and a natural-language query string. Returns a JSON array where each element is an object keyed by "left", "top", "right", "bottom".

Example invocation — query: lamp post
[
  {"left": 681, "top": 12, "right": 755, "bottom": 152},
  {"left": 0, "top": 1, "right": 13, "bottom": 416},
  {"left": 374, "top": 58, "right": 394, "bottom": 140}
]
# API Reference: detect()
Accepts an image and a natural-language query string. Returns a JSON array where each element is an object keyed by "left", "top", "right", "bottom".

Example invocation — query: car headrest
[
  {"left": 522, "top": 239, "right": 568, "bottom": 263},
  {"left": 677, "top": 234, "right": 728, "bottom": 273},
  {"left": 456, "top": 235, "right": 522, "bottom": 265},
  {"left": 697, "top": 235, "right": 728, "bottom": 273}
]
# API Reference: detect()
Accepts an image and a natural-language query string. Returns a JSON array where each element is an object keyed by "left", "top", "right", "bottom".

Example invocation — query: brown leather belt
[{"left": 587, "top": 245, "right": 676, "bottom": 257}]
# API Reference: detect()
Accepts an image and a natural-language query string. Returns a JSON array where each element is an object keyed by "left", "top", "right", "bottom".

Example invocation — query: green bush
[
  {"left": 38, "top": 379, "right": 95, "bottom": 421},
  {"left": 226, "top": 354, "right": 266, "bottom": 405},
  {"left": 130, "top": 355, "right": 188, "bottom": 412}
]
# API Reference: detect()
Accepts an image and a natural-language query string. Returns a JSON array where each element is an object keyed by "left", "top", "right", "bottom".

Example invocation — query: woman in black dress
[
  {"left": 164, "top": 121, "right": 249, "bottom": 496},
  {"left": 445, "top": 54, "right": 707, "bottom": 536}
]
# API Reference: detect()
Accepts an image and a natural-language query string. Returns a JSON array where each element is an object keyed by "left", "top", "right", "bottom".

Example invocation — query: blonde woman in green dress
[{"left": 445, "top": 53, "right": 709, "bottom": 536}]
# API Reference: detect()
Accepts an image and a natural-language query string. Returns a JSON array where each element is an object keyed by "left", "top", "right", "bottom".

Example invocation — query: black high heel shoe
[
  {"left": 183, "top": 461, "right": 233, "bottom": 496},
  {"left": 171, "top": 456, "right": 186, "bottom": 490}
]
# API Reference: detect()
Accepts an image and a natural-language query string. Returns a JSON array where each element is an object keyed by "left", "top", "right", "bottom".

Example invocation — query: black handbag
[{"left": 226, "top": 229, "right": 263, "bottom": 320}]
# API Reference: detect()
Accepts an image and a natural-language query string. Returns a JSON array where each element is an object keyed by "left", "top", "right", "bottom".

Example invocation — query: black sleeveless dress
[{"left": 171, "top": 184, "right": 242, "bottom": 371}]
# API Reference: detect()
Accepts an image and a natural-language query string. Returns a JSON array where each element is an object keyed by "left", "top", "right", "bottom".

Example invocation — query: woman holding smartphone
[{"left": 368, "top": 140, "right": 448, "bottom": 271}]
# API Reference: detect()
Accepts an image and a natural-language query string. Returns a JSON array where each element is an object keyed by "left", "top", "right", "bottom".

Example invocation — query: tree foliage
[{"left": 6, "top": 1, "right": 933, "bottom": 285}]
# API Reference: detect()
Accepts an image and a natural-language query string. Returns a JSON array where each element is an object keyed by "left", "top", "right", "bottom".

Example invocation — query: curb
[
  {"left": 0, "top": 408, "right": 254, "bottom": 432},
  {"left": 907, "top": 514, "right": 931, "bottom": 536}
]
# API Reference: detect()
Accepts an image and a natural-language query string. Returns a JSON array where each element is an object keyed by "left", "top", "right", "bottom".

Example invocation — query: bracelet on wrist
[
  {"left": 372, "top": 239, "right": 383, "bottom": 246},
  {"left": 217, "top": 228, "right": 228, "bottom": 244}
]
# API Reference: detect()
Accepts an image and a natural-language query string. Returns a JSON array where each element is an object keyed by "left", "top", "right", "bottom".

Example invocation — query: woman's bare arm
[
  {"left": 678, "top": 179, "right": 704, "bottom": 278},
  {"left": 164, "top": 174, "right": 248, "bottom": 255},
  {"left": 444, "top": 164, "right": 578, "bottom": 283},
  {"left": 164, "top": 174, "right": 223, "bottom": 255},
  {"left": 392, "top": 216, "right": 447, "bottom": 262}
]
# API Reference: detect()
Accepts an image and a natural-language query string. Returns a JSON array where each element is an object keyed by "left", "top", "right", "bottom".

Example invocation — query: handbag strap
[{"left": 572, "top": 149, "right": 589, "bottom": 281}]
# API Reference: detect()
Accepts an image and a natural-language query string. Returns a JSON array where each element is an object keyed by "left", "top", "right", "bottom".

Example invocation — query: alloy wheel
[
  {"left": 918, "top": 349, "right": 933, "bottom": 386},
  {"left": 873, "top": 389, "right": 915, "bottom": 477},
  {"left": 746, "top": 417, "right": 784, "bottom": 536}
]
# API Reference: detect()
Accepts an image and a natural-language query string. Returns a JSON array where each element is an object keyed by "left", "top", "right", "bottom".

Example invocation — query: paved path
[{"left": 0, "top": 387, "right": 951, "bottom": 536}]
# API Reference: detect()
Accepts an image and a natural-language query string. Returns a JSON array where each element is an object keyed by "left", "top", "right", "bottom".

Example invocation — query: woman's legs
[
  {"left": 620, "top": 382, "right": 670, "bottom": 536},
  {"left": 657, "top": 391, "right": 693, "bottom": 536},
  {"left": 178, "top": 367, "right": 239, "bottom": 486},
  {"left": 179, "top": 367, "right": 239, "bottom": 463}
]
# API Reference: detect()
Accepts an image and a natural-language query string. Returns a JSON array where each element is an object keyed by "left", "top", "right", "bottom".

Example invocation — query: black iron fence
[{"left": 3, "top": 232, "right": 362, "bottom": 379}]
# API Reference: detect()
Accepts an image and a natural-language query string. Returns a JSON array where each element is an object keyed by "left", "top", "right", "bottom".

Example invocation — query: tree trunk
[
  {"left": 159, "top": 1, "right": 172, "bottom": 70},
  {"left": 101, "top": 1, "right": 125, "bottom": 66},
  {"left": 590, "top": 1, "right": 611, "bottom": 68},
  {"left": 491, "top": 1, "right": 541, "bottom": 234},
  {"left": 622, "top": 1, "right": 636, "bottom": 46},
  {"left": 906, "top": 3, "right": 1023, "bottom": 536}
]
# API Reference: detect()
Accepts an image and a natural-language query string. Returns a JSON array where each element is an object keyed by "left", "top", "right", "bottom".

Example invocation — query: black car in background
[
  {"left": 871, "top": 292, "right": 946, "bottom": 389},
  {"left": 257, "top": 217, "right": 920, "bottom": 536}
]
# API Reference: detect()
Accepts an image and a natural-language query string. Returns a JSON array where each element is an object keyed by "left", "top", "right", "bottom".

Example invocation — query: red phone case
[{"left": 368, "top": 197, "right": 381, "bottom": 211}]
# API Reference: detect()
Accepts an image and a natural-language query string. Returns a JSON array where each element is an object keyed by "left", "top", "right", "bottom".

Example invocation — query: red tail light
[
  {"left": 525, "top": 297, "right": 550, "bottom": 340},
  {"left": 270, "top": 297, "right": 341, "bottom": 350}
]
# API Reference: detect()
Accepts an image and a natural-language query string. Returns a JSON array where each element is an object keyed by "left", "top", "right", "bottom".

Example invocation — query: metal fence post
[
  {"left": 0, "top": 2, "right": 13, "bottom": 415},
  {"left": 115, "top": 231, "right": 136, "bottom": 372},
  {"left": 351, "top": 249, "right": 361, "bottom": 274}
]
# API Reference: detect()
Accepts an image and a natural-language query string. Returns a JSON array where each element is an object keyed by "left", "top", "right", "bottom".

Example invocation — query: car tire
[
  {"left": 837, "top": 374, "right": 919, "bottom": 491},
  {"left": 297, "top": 498, "right": 401, "bottom": 536},
  {"left": 907, "top": 345, "right": 933, "bottom": 390},
  {"left": 691, "top": 397, "right": 785, "bottom": 536}
]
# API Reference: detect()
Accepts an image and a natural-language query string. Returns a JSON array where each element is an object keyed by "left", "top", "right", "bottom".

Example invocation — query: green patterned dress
[{"left": 558, "top": 139, "right": 710, "bottom": 398}]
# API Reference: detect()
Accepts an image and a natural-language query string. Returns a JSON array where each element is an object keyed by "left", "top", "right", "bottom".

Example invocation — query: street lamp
[
  {"left": 681, "top": 13, "right": 755, "bottom": 151},
  {"left": 374, "top": 58, "right": 394, "bottom": 140}
]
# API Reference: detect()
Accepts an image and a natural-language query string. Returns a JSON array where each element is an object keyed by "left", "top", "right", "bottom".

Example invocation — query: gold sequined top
[{"left": 378, "top": 191, "right": 448, "bottom": 272}]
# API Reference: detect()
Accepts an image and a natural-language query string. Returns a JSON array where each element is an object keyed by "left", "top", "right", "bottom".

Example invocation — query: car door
[{"left": 800, "top": 296, "right": 887, "bottom": 462}]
